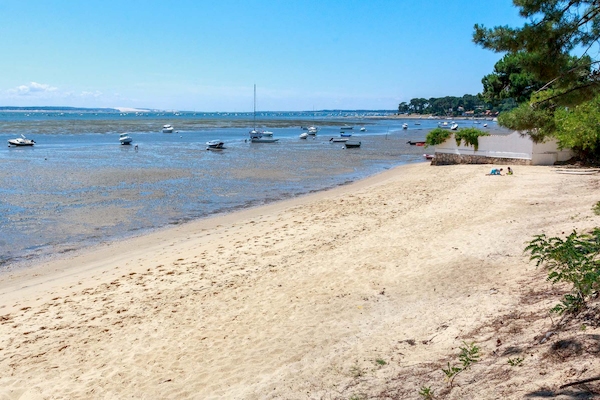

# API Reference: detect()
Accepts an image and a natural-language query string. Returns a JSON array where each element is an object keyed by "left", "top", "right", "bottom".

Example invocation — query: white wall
[{"left": 434, "top": 131, "right": 573, "bottom": 165}]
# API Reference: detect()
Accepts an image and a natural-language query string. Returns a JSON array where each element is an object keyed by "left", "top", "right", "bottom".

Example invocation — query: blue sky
[{"left": 0, "top": 0, "right": 524, "bottom": 111}]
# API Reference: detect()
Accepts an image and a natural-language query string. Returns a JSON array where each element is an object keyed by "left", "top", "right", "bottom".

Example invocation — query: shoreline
[
  {"left": 0, "top": 160, "right": 422, "bottom": 277},
  {"left": 0, "top": 162, "right": 421, "bottom": 314},
  {"left": 1, "top": 162, "right": 599, "bottom": 398}
]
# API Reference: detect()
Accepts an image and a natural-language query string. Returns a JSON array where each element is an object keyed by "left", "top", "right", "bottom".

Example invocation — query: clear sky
[{"left": 0, "top": 0, "right": 524, "bottom": 111}]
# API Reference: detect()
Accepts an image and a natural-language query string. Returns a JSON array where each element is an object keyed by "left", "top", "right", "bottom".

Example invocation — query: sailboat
[
  {"left": 307, "top": 107, "right": 318, "bottom": 135},
  {"left": 249, "top": 85, "right": 279, "bottom": 143}
]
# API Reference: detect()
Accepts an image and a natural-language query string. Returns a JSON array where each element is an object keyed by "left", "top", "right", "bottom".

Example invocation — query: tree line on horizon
[{"left": 397, "top": 95, "right": 515, "bottom": 117}]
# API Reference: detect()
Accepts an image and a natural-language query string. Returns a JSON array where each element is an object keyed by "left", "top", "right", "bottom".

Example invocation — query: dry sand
[{"left": 1, "top": 162, "right": 599, "bottom": 399}]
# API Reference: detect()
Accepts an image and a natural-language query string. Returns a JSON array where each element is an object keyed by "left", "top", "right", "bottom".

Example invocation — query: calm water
[{"left": 0, "top": 111, "right": 505, "bottom": 269}]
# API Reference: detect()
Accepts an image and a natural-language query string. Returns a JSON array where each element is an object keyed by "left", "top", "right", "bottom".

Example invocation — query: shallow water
[{"left": 0, "top": 113, "right": 507, "bottom": 269}]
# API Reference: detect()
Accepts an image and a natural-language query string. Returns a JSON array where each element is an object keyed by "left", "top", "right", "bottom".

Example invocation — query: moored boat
[
  {"left": 119, "top": 133, "right": 133, "bottom": 145},
  {"left": 330, "top": 137, "right": 349, "bottom": 143},
  {"left": 344, "top": 141, "right": 361, "bottom": 148},
  {"left": 162, "top": 124, "right": 174, "bottom": 133},
  {"left": 402, "top": 123, "right": 408, "bottom": 130},
  {"left": 8, "top": 134, "right": 35, "bottom": 147},
  {"left": 206, "top": 140, "right": 225, "bottom": 150},
  {"left": 248, "top": 85, "right": 279, "bottom": 143},
  {"left": 406, "top": 140, "right": 426, "bottom": 146}
]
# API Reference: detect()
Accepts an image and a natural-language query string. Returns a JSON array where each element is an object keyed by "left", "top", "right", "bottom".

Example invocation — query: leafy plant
[
  {"left": 453, "top": 127, "right": 489, "bottom": 151},
  {"left": 418, "top": 386, "right": 435, "bottom": 399},
  {"left": 507, "top": 356, "right": 524, "bottom": 367},
  {"left": 441, "top": 341, "right": 480, "bottom": 387},
  {"left": 593, "top": 201, "right": 600, "bottom": 216},
  {"left": 525, "top": 229, "right": 600, "bottom": 314},
  {"left": 425, "top": 127, "right": 452, "bottom": 146},
  {"left": 375, "top": 358, "right": 387, "bottom": 366}
]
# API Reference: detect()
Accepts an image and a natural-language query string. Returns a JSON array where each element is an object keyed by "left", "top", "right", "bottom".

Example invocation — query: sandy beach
[{"left": 1, "top": 162, "right": 599, "bottom": 399}]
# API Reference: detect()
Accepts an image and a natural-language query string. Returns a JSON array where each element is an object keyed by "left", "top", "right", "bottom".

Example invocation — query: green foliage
[
  {"left": 441, "top": 342, "right": 480, "bottom": 387},
  {"left": 453, "top": 128, "right": 489, "bottom": 151},
  {"left": 375, "top": 358, "right": 387, "bottom": 366},
  {"left": 425, "top": 127, "right": 453, "bottom": 146},
  {"left": 473, "top": 1, "right": 600, "bottom": 103},
  {"left": 481, "top": 52, "right": 546, "bottom": 105},
  {"left": 418, "top": 386, "right": 435, "bottom": 399},
  {"left": 474, "top": 1, "right": 600, "bottom": 161},
  {"left": 496, "top": 101, "right": 556, "bottom": 142},
  {"left": 554, "top": 95, "right": 600, "bottom": 162},
  {"left": 507, "top": 356, "right": 524, "bottom": 367},
  {"left": 525, "top": 229, "right": 600, "bottom": 314},
  {"left": 593, "top": 202, "right": 600, "bottom": 216}
]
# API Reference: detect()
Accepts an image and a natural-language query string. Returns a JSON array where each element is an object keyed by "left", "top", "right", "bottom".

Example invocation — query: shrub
[
  {"left": 454, "top": 127, "right": 489, "bottom": 151},
  {"left": 425, "top": 127, "right": 452, "bottom": 146},
  {"left": 525, "top": 229, "right": 600, "bottom": 314},
  {"left": 442, "top": 341, "right": 480, "bottom": 387}
]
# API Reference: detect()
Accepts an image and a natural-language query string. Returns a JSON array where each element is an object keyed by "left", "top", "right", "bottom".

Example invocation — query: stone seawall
[{"left": 431, "top": 153, "right": 532, "bottom": 166}]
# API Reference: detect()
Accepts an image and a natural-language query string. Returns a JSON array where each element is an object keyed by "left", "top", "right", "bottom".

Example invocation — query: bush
[
  {"left": 454, "top": 127, "right": 489, "bottom": 151},
  {"left": 525, "top": 229, "right": 600, "bottom": 314},
  {"left": 425, "top": 127, "right": 452, "bottom": 146}
]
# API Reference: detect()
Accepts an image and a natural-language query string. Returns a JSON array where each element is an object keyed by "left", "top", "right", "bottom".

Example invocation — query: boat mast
[{"left": 253, "top": 84, "right": 256, "bottom": 131}]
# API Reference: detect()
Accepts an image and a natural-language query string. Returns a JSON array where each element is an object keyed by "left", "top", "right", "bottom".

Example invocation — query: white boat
[
  {"left": 330, "top": 137, "right": 349, "bottom": 143},
  {"left": 450, "top": 123, "right": 459, "bottom": 131},
  {"left": 206, "top": 140, "right": 225, "bottom": 150},
  {"left": 360, "top": 127, "right": 366, "bottom": 131},
  {"left": 249, "top": 85, "right": 279, "bottom": 143},
  {"left": 119, "top": 133, "right": 133, "bottom": 145},
  {"left": 299, "top": 132, "right": 309, "bottom": 139},
  {"left": 162, "top": 124, "right": 174, "bottom": 133},
  {"left": 308, "top": 126, "right": 318, "bottom": 135},
  {"left": 250, "top": 132, "right": 279, "bottom": 143},
  {"left": 8, "top": 134, "right": 35, "bottom": 147},
  {"left": 402, "top": 123, "right": 408, "bottom": 130}
]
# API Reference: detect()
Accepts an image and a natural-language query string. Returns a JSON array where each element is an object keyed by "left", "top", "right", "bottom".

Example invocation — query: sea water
[{"left": 0, "top": 111, "right": 505, "bottom": 269}]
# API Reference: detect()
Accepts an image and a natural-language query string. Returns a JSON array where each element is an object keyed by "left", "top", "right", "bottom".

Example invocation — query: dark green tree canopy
[
  {"left": 481, "top": 52, "right": 546, "bottom": 104},
  {"left": 474, "top": 0, "right": 600, "bottom": 107}
]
